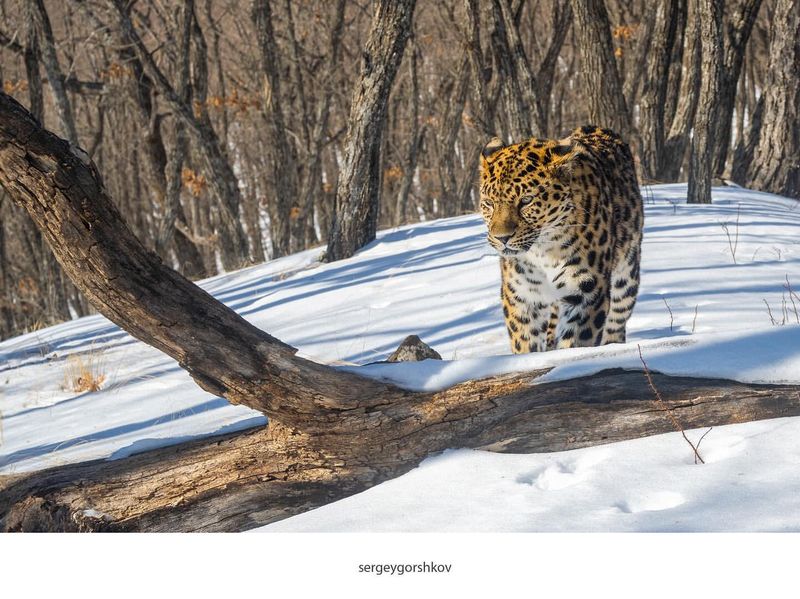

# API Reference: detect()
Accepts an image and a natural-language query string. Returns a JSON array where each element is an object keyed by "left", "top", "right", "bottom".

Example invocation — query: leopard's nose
[{"left": 494, "top": 234, "right": 512, "bottom": 245}]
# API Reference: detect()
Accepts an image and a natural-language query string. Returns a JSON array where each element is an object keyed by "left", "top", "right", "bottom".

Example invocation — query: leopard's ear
[
  {"left": 548, "top": 141, "right": 583, "bottom": 182},
  {"left": 481, "top": 137, "right": 505, "bottom": 161}
]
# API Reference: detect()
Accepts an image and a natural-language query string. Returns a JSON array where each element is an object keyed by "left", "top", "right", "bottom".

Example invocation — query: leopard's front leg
[
  {"left": 501, "top": 258, "right": 551, "bottom": 353},
  {"left": 555, "top": 270, "right": 610, "bottom": 349}
]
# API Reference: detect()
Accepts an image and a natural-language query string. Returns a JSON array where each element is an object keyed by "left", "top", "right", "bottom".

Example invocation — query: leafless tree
[
  {"left": 326, "top": 0, "right": 416, "bottom": 261},
  {"left": 687, "top": 0, "right": 724, "bottom": 204},
  {"left": 747, "top": 0, "right": 799, "bottom": 198},
  {"left": 570, "top": 0, "right": 632, "bottom": 139},
  {"left": 0, "top": 0, "right": 796, "bottom": 340},
  {"left": 639, "top": 0, "right": 680, "bottom": 180}
]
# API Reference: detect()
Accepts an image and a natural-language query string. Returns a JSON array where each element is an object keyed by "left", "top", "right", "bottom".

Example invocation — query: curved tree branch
[{"left": 0, "top": 91, "right": 394, "bottom": 432}]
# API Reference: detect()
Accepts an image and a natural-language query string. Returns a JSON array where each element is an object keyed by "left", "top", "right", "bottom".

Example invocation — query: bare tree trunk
[
  {"left": 122, "top": 4, "right": 206, "bottom": 279},
  {"left": 463, "top": 0, "right": 495, "bottom": 137},
  {"left": 621, "top": 1, "right": 656, "bottom": 110},
  {"left": 3, "top": 12, "right": 77, "bottom": 330},
  {"left": 23, "top": 15, "right": 44, "bottom": 122},
  {"left": 109, "top": 0, "right": 248, "bottom": 271},
  {"left": 687, "top": 0, "right": 723, "bottom": 204},
  {"left": 746, "top": 0, "right": 800, "bottom": 198},
  {"left": 536, "top": 1, "right": 573, "bottom": 136},
  {"left": 436, "top": 56, "right": 470, "bottom": 217},
  {"left": 660, "top": 0, "right": 701, "bottom": 181},
  {"left": 299, "top": 0, "right": 347, "bottom": 248},
  {"left": 662, "top": 0, "right": 688, "bottom": 133},
  {"left": 204, "top": 0, "right": 229, "bottom": 145},
  {"left": 492, "top": 0, "right": 544, "bottom": 140},
  {"left": 395, "top": 36, "right": 423, "bottom": 225},
  {"left": 731, "top": 93, "right": 764, "bottom": 184},
  {"left": 282, "top": 0, "right": 314, "bottom": 251},
  {"left": 162, "top": 122, "right": 207, "bottom": 278},
  {"left": 639, "top": 0, "right": 680, "bottom": 180},
  {"left": 30, "top": 0, "right": 78, "bottom": 145},
  {"left": 326, "top": 0, "right": 416, "bottom": 262},
  {"left": 251, "top": 0, "right": 300, "bottom": 258},
  {"left": 460, "top": 0, "right": 507, "bottom": 227},
  {"left": 0, "top": 197, "right": 11, "bottom": 335},
  {"left": 711, "top": 0, "right": 763, "bottom": 177},
  {"left": 570, "top": 0, "right": 632, "bottom": 138}
]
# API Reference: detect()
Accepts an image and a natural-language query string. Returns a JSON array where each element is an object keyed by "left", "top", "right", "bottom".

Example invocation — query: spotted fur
[{"left": 479, "top": 125, "right": 643, "bottom": 353}]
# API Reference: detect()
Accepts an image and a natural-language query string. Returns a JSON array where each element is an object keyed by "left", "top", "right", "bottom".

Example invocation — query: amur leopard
[{"left": 479, "top": 125, "right": 643, "bottom": 353}]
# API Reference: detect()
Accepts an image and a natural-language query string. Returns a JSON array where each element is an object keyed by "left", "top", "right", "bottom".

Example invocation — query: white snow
[
  {"left": 1, "top": 184, "right": 800, "bottom": 531},
  {"left": 261, "top": 417, "right": 800, "bottom": 532}
]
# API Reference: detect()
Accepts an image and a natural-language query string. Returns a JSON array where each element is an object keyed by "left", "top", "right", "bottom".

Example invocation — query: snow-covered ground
[{"left": 2, "top": 184, "right": 800, "bottom": 531}]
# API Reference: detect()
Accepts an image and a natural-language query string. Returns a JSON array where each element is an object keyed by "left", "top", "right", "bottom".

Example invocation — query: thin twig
[
  {"left": 784, "top": 276, "right": 800, "bottom": 324},
  {"left": 637, "top": 345, "right": 705, "bottom": 464},
  {"left": 764, "top": 298, "right": 777, "bottom": 325},
  {"left": 782, "top": 293, "right": 789, "bottom": 324},
  {"left": 662, "top": 297, "right": 674, "bottom": 332},
  {"left": 720, "top": 204, "right": 741, "bottom": 265},
  {"left": 691, "top": 304, "right": 699, "bottom": 333},
  {"left": 696, "top": 427, "right": 713, "bottom": 453}
]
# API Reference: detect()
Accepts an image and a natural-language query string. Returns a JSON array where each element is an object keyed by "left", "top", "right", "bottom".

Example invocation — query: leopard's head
[{"left": 479, "top": 136, "right": 579, "bottom": 256}]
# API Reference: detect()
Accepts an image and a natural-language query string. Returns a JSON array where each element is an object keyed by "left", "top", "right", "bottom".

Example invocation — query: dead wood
[{"left": 2, "top": 368, "right": 799, "bottom": 531}]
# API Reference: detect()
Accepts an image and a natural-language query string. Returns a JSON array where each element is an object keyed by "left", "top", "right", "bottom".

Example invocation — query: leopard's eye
[{"left": 520, "top": 195, "right": 534, "bottom": 205}]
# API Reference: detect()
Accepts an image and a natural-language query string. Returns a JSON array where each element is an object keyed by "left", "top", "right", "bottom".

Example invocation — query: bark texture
[
  {"left": 570, "top": 0, "right": 632, "bottom": 138},
  {"left": 325, "top": 0, "right": 416, "bottom": 262},
  {"left": 252, "top": 0, "right": 300, "bottom": 257},
  {"left": 661, "top": 0, "right": 702, "bottom": 182},
  {"left": 535, "top": 0, "right": 573, "bottom": 136},
  {"left": 639, "top": 0, "right": 680, "bottom": 180},
  {"left": 712, "top": 0, "right": 764, "bottom": 177},
  {"left": 30, "top": 0, "right": 78, "bottom": 145},
  {"left": 3, "top": 369, "right": 799, "bottom": 532},
  {"left": 687, "top": 0, "right": 724, "bottom": 204},
  {"left": 493, "top": 0, "right": 544, "bottom": 140},
  {"left": 747, "top": 0, "right": 800, "bottom": 199}
]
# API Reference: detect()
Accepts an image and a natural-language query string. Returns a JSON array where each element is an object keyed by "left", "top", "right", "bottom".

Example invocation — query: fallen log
[
  {"left": 3, "top": 368, "right": 799, "bottom": 532},
  {"left": 1, "top": 91, "right": 799, "bottom": 532}
]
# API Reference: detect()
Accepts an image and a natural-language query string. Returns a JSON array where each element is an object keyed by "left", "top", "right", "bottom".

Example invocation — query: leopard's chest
[{"left": 507, "top": 247, "right": 571, "bottom": 305}]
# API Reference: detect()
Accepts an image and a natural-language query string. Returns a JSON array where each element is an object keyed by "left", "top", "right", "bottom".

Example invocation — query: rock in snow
[{"left": 386, "top": 335, "right": 442, "bottom": 362}]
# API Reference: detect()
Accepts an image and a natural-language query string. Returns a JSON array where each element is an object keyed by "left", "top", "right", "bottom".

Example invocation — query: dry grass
[
  {"left": 720, "top": 204, "right": 741, "bottom": 265},
  {"left": 764, "top": 277, "right": 800, "bottom": 326},
  {"left": 26, "top": 319, "right": 48, "bottom": 333},
  {"left": 63, "top": 351, "right": 106, "bottom": 393}
]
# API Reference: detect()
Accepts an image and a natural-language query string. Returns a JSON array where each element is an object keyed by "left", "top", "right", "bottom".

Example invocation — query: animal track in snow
[
  {"left": 613, "top": 491, "right": 685, "bottom": 514},
  {"left": 516, "top": 461, "right": 578, "bottom": 491},
  {"left": 516, "top": 450, "right": 610, "bottom": 491}
]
